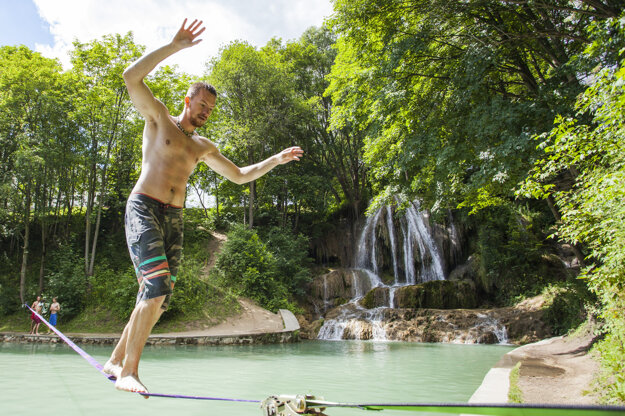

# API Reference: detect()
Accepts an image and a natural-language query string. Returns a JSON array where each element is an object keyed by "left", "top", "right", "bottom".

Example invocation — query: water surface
[{"left": 0, "top": 340, "right": 513, "bottom": 415}]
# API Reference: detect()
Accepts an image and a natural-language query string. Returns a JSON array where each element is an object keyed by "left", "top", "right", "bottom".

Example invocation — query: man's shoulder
[{"left": 195, "top": 135, "right": 218, "bottom": 152}]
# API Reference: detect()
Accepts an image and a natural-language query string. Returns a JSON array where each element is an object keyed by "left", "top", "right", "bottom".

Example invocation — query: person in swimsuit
[
  {"left": 102, "top": 18, "right": 303, "bottom": 395},
  {"left": 29, "top": 296, "right": 42, "bottom": 335},
  {"left": 49, "top": 297, "right": 60, "bottom": 329}
]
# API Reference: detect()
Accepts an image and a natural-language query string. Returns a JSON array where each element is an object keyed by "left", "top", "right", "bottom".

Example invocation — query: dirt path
[
  {"left": 511, "top": 330, "right": 600, "bottom": 404},
  {"left": 157, "top": 298, "right": 285, "bottom": 337}
]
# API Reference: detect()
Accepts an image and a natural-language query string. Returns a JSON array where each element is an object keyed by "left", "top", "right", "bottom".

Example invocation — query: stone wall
[{"left": 1, "top": 330, "right": 300, "bottom": 346}]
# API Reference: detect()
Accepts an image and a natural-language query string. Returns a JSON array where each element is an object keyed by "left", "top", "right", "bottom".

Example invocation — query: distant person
[
  {"left": 49, "top": 297, "right": 60, "bottom": 329},
  {"left": 102, "top": 18, "right": 303, "bottom": 395},
  {"left": 29, "top": 296, "right": 42, "bottom": 335}
]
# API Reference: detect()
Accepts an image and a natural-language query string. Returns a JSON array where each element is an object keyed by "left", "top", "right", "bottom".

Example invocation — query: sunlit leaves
[{"left": 327, "top": 0, "right": 609, "bottom": 213}]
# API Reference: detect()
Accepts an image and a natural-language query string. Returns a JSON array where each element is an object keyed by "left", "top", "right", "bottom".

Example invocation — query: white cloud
[{"left": 32, "top": 0, "right": 333, "bottom": 75}]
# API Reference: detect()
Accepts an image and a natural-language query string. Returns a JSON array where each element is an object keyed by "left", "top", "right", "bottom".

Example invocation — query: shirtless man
[
  {"left": 29, "top": 295, "right": 42, "bottom": 335},
  {"left": 49, "top": 297, "right": 60, "bottom": 329},
  {"left": 102, "top": 18, "right": 303, "bottom": 394}
]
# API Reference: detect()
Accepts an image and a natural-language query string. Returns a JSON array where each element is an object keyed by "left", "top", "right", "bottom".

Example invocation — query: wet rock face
[
  {"left": 309, "top": 271, "right": 478, "bottom": 311},
  {"left": 303, "top": 201, "right": 556, "bottom": 345},
  {"left": 308, "top": 269, "right": 377, "bottom": 314},
  {"left": 393, "top": 280, "right": 478, "bottom": 309},
  {"left": 301, "top": 296, "right": 552, "bottom": 344},
  {"left": 360, "top": 287, "right": 390, "bottom": 309}
]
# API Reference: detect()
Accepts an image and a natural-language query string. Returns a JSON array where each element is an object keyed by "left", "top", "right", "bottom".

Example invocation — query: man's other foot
[
  {"left": 103, "top": 359, "right": 123, "bottom": 380},
  {"left": 115, "top": 374, "right": 148, "bottom": 395}
]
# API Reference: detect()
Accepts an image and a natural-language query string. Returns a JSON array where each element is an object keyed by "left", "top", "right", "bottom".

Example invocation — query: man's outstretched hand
[
  {"left": 277, "top": 146, "right": 304, "bottom": 165},
  {"left": 172, "top": 18, "right": 205, "bottom": 50}
]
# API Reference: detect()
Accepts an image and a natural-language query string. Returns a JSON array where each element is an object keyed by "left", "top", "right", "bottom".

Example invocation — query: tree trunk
[
  {"left": 39, "top": 217, "right": 46, "bottom": 295},
  {"left": 84, "top": 177, "right": 94, "bottom": 275},
  {"left": 19, "top": 186, "right": 32, "bottom": 305},
  {"left": 248, "top": 180, "right": 255, "bottom": 228}
]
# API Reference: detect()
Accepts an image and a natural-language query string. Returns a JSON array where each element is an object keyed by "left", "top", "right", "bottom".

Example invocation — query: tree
[
  {"left": 70, "top": 33, "right": 143, "bottom": 276},
  {"left": 278, "top": 27, "right": 369, "bottom": 227},
  {"left": 327, "top": 0, "right": 623, "bottom": 214},
  {"left": 520, "top": 16, "right": 625, "bottom": 402},
  {"left": 0, "top": 46, "right": 73, "bottom": 302},
  {"left": 208, "top": 41, "right": 299, "bottom": 228}
]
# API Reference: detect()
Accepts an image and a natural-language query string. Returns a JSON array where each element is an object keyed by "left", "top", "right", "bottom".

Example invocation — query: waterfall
[
  {"left": 450, "top": 314, "right": 509, "bottom": 345},
  {"left": 366, "top": 309, "right": 387, "bottom": 341},
  {"left": 318, "top": 200, "right": 450, "bottom": 341},
  {"left": 404, "top": 202, "right": 445, "bottom": 282},
  {"left": 386, "top": 205, "right": 399, "bottom": 284},
  {"left": 355, "top": 208, "right": 382, "bottom": 274},
  {"left": 317, "top": 305, "right": 388, "bottom": 341},
  {"left": 351, "top": 270, "right": 363, "bottom": 299},
  {"left": 388, "top": 286, "right": 397, "bottom": 309},
  {"left": 353, "top": 200, "right": 444, "bottom": 295}
]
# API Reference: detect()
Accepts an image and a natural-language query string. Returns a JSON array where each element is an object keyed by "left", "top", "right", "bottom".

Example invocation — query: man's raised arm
[
  {"left": 123, "top": 18, "right": 205, "bottom": 121},
  {"left": 202, "top": 146, "right": 304, "bottom": 185}
]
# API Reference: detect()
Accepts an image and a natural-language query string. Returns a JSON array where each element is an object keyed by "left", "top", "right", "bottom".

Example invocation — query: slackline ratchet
[{"left": 24, "top": 304, "right": 625, "bottom": 416}]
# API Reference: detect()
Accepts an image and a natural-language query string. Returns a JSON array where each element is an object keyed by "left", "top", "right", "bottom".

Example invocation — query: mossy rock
[
  {"left": 360, "top": 287, "right": 389, "bottom": 309},
  {"left": 394, "top": 280, "right": 478, "bottom": 309}
]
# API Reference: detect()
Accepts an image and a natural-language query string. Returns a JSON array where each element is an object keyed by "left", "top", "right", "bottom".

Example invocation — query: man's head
[
  {"left": 185, "top": 82, "right": 217, "bottom": 128},
  {"left": 53, "top": 297, "right": 57, "bottom": 303}
]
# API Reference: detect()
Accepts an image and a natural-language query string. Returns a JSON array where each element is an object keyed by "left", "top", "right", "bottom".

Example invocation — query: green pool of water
[{"left": 0, "top": 340, "right": 513, "bottom": 415}]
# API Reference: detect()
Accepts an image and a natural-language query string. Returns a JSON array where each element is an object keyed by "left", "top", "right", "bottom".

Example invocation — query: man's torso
[{"left": 132, "top": 114, "right": 215, "bottom": 206}]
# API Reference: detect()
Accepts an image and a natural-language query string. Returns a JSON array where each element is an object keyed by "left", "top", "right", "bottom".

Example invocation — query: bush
[
  {"left": 45, "top": 250, "right": 89, "bottom": 320},
  {"left": 210, "top": 224, "right": 297, "bottom": 312},
  {"left": 542, "top": 282, "right": 593, "bottom": 335},
  {"left": 262, "top": 227, "right": 312, "bottom": 298},
  {"left": 164, "top": 257, "right": 214, "bottom": 320},
  {"left": 471, "top": 204, "right": 565, "bottom": 305},
  {"left": 89, "top": 262, "right": 137, "bottom": 321}
]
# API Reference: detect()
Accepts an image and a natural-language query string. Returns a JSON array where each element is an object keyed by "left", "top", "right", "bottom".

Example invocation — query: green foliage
[
  {"left": 45, "top": 250, "right": 89, "bottom": 320},
  {"left": 261, "top": 227, "right": 312, "bottom": 298},
  {"left": 471, "top": 205, "right": 564, "bottom": 304},
  {"left": 520, "top": 16, "right": 625, "bottom": 403},
  {"left": 542, "top": 282, "right": 593, "bottom": 336},
  {"left": 508, "top": 362, "right": 524, "bottom": 403},
  {"left": 595, "top": 331, "right": 625, "bottom": 404},
  {"left": 164, "top": 257, "right": 215, "bottom": 320},
  {"left": 89, "top": 262, "right": 137, "bottom": 321},
  {"left": 327, "top": 0, "right": 612, "bottom": 214},
  {"left": 211, "top": 224, "right": 304, "bottom": 312}
]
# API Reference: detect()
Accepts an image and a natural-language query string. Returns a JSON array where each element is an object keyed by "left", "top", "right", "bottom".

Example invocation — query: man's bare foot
[
  {"left": 103, "top": 359, "right": 123, "bottom": 380},
  {"left": 115, "top": 374, "right": 149, "bottom": 396}
]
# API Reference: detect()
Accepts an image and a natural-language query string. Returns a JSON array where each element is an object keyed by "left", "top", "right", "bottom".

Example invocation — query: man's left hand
[{"left": 277, "top": 146, "right": 304, "bottom": 164}]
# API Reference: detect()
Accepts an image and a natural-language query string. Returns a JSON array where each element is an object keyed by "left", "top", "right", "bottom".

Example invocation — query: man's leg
[
  {"left": 107, "top": 194, "right": 178, "bottom": 392},
  {"left": 113, "top": 295, "right": 165, "bottom": 393},
  {"left": 104, "top": 296, "right": 166, "bottom": 380},
  {"left": 103, "top": 319, "right": 132, "bottom": 379}
]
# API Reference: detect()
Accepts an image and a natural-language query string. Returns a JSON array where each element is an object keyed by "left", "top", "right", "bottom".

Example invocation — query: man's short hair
[{"left": 187, "top": 81, "right": 217, "bottom": 99}]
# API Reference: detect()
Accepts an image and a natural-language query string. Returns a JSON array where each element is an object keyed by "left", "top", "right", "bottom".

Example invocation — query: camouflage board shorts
[{"left": 125, "top": 193, "right": 184, "bottom": 310}]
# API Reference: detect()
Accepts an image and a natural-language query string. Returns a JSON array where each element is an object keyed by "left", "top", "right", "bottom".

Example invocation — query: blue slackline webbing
[{"left": 24, "top": 304, "right": 259, "bottom": 403}]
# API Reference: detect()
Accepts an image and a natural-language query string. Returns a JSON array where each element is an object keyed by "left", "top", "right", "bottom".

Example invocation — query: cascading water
[
  {"left": 318, "top": 200, "right": 447, "bottom": 341},
  {"left": 385, "top": 205, "right": 400, "bottom": 285},
  {"left": 404, "top": 202, "right": 445, "bottom": 283}
]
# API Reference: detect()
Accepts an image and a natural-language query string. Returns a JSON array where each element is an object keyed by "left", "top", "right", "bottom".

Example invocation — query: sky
[{"left": 0, "top": 0, "right": 334, "bottom": 76}]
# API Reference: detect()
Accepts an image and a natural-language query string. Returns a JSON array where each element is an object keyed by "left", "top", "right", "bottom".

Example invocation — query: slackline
[
  {"left": 23, "top": 304, "right": 625, "bottom": 415},
  {"left": 24, "top": 304, "right": 258, "bottom": 404}
]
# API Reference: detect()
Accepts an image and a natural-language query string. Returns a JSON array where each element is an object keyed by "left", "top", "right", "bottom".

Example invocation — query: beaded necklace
[{"left": 176, "top": 118, "right": 195, "bottom": 137}]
